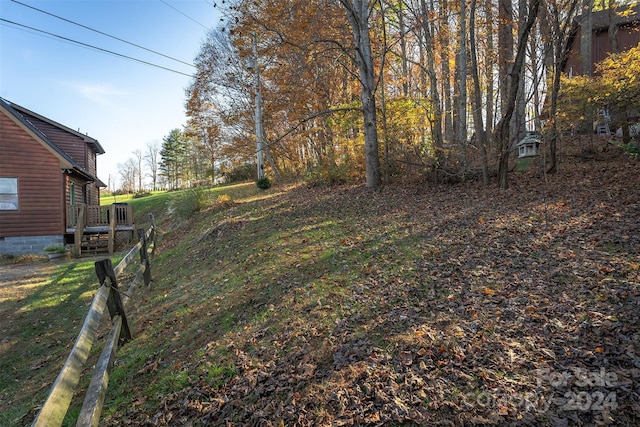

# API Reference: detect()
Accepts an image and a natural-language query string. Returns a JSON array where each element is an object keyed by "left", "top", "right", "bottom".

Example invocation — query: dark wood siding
[
  {"left": 0, "top": 113, "right": 65, "bottom": 237},
  {"left": 618, "top": 25, "right": 640, "bottom": 51},
  {"left": 19, "top": 112, "right": 89, "bottom": 169},
  {"left": 564, "top": 27, "right": 584, "bottom": 76},
  {"left": 64, "top": 176, "right": 100, "bottom": 208},
  {"left": 565, "top": 21, "right": 640, "bottom": 76},
  {"left": 88, "top": 182, "right": 100, "bottom": 205},
  {"left": 87, "top": 148, "right": 97, "bottom": 177},
  {"left": 593, "top": 27, "right": 640, "bottom": 68},
  {"left": 66, "top": 176, "right": 84, "bottom": 206}
]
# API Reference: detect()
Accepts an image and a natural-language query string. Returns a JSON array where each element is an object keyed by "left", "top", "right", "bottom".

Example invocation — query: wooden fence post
[
  {"left": 148, "top": 213, "right": 156, "bottom": 256},
  {"left": 137, "top": 228, "right": 152, "bottom": 286},
  {"left": 94, "top": 259, "right": 131, "bottom": 344},
  {"left": 73, "top": 205, "right": 86, "bottom": 257},
  {"left": 31, "top": 285, "right": 110, "bottom": 427},
  {"left": 108, "top": 204, "right": 116, "bottom": 255},
  {"left": 33, "top": 221, "right": 156, "bottom": 427}
]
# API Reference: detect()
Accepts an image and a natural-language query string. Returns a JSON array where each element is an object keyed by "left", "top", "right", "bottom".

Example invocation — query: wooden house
[
  {"left": 564, "top": 4, "right": 640, "bottom": 77},
  {"left": 0, "top": 98, "right": 133, "bottom": 256}
]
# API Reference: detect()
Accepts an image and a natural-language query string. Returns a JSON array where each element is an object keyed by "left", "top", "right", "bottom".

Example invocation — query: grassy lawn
[
  {"left": 0, "top": 183, "right": 264, "bottom": 426},
  {"left": 0, "top": 255, "right": 124, "bottom": 426}
]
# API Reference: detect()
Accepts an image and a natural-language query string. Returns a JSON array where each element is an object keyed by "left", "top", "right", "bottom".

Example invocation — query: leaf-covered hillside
[{"left": 103, "top": 138, "right": 639, "bottom": 426}]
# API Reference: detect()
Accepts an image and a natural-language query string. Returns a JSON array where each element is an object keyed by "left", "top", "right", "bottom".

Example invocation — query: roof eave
[{"left": 4, "top": 98, "right": 105, "bottom": 154}]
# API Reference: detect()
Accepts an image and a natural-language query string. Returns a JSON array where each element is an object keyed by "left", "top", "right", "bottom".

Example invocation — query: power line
[
  {"left": 0, "top": 18, "right": 194, "bottom": 77},
  {"left": 160, "top": 0, "right": 209, "bottom": 30},
  {"left": 10, "top": 0, "right": 196, "bottom": 68}
]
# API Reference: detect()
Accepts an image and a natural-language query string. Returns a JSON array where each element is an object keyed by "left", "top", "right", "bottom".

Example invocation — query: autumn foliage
[
  {"left": 183, "top": 0, "right": 640, "bottom": 188},
  {"left": 556, "top": 43, "right": 640, "bottom": 140}
]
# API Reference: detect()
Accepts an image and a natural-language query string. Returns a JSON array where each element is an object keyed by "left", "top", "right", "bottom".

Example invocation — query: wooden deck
[
  {"left": 66, "top": 225, "right": 135, "bottom": 234},
  {"left": 66, "top": 203, "right": 135, "bottom": 255}
]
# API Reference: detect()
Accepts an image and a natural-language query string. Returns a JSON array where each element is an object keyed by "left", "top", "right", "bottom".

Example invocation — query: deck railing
[
  {"left": 67, "top": 204, "right": 135, "bottom": 255},
  {"left": 67, "top": 204, "right": 134, "bottom": 228}
]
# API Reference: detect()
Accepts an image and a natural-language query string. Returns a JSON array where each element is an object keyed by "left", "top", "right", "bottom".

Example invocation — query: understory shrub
[
  {"left": 256, "top": 177, "right": 271, "bottom": 190},
  {"left": 133, "top": 191, "right": 152, "bottom": 199},
  {"left": 171, "top": 188, "right": 209, "bottom": 219},
  {"left": 226, "top": 163, "right": 256, "bottom": 183},
  {"left": 620, "top": 142, "right": 640, "bottom": 160},
  {"left": 304, "top": 163, "right": 349, "bottom": 186}
]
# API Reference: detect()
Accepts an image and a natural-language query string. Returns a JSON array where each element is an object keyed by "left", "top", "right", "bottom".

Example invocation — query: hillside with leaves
[{"left": 101, "top": 138, "right": 639, "bottom": 426}]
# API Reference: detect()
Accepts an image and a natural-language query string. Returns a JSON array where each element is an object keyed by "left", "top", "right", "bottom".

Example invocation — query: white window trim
[{"left": 0, "top": 177, "right": 18, "bottom": 211}]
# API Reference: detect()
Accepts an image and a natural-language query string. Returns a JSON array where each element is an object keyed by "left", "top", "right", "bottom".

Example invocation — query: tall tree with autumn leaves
[
  {"left": 185, "top": 0, "right": 633, "bottom": 189},
  {"left": 339, "top": 0, "right": 382, "bottom": 187}
]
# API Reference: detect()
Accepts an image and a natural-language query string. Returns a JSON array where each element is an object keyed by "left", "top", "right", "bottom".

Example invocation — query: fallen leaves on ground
[{"left": 105, "top": 140, "right": 640, "bottom": 426}]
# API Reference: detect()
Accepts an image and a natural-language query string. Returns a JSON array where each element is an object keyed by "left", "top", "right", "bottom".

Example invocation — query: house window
[{"left": 0, "top": 178, "right": 18, "bottom": 211}]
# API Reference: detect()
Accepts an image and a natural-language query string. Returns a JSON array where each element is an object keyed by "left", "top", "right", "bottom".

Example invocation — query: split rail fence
[{"left": 31, "top": 220, "right": 157, "bottom": 427}]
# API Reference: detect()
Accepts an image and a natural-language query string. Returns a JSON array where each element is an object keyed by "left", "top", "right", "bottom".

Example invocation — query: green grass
[
  {"left": 101, "top": 183, "right": 261, "bottom": 225},
  {"left": 93, "top": 183, "right": 359, "bottom": 415},
  {"left": 0, "top": 184, "right": 270, "bottom": 420},
  {"left": 0, "top": 254, "right": 124, "bottom": 426},
  {"left": 92, "top": 184, "right": 410, "bottom": 414}
]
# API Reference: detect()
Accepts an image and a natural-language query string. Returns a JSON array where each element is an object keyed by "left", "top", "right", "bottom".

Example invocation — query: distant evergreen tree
[{"left": 160, "top": 129, "right": 186, "bottom": 190}]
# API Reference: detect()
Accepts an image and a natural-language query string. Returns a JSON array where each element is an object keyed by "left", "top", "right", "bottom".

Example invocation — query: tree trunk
[
  {"left": 340, "top": 0, "right": 381, "bottom": 188},
  {"left": 470, "top": 0, "right": 489, "bottom": 186},
  {"left": 531, "top": 28, "right": 542, "bottom": 131},
  {"left": 458, "top": 0, "right": 468, "bottom": 166},
  {"left": 608, "top": 0, "right": 619, "bottom": 54},
  {"left": 496, "top": 0, "right": 541, "bottom": 189},
  {"left": 548, "top": 36, "right": 563, "bottom": 174},
  {"left": 547, "top": 0, "right": 580, "bottom": 174},
  {"left": 484, "top": 0, "right": 495, "bottom": 139},
  {"left": 420, "top": 0, "right": 444, "bottom": 162},
  {"left": 439, "top": 0, "right": 454, "bottom": 144},
  {"left": 381, "top": 10, "right": 390, "bottom": 182},
  {"left": 381, "top": 75, "right": 390, "bottom": 182},
  {"left": 397, "top": 1, "right": 410, "bottom": 97},
  {"left": 498, "top": 0, "right": 514, "bottom": 115},
  {"left": 512, "top": 0, "right": 527, "bottom": 142},
  {"left": 253, "top": 35, "right": 265, "bottom": 180},
  {"left": 262, "top": 136, "right": 282, "bottom": 181}
]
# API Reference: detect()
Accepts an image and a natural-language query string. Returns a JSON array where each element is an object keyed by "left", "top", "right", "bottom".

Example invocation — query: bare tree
[
  {"left": 496, "top": 0, "right": 542, "bottom": 189},
  {"left": 145, "top": 141, "right": 160, "bottom": 191},
  {"left": 118, "top": 158, "right": 137, "bottom": 194},
  {"left": 133, "top": 149, "right": 143, "bottom": 192}
]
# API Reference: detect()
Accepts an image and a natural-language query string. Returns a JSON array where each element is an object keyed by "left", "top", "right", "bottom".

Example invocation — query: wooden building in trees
[
  {"left": 0, "top": 98, "right": 132, "bottom": 256},
  {"left": 564, "top": 3, "right": 640, "bottom": 77}
]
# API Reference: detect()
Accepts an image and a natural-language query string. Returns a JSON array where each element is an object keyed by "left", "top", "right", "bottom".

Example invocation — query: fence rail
[{"left": 31, "top": 220, "right": 157, "bottom": 427}]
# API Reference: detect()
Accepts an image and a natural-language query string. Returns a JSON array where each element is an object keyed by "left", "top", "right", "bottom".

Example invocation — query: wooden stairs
[{"left": 80, "top": 232, "right": 110, "bottom": 255}]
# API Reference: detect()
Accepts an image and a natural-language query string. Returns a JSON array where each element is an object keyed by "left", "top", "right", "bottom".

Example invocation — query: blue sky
[{"left": 1, "top": 0, "right": 219, "bottom": 190}]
